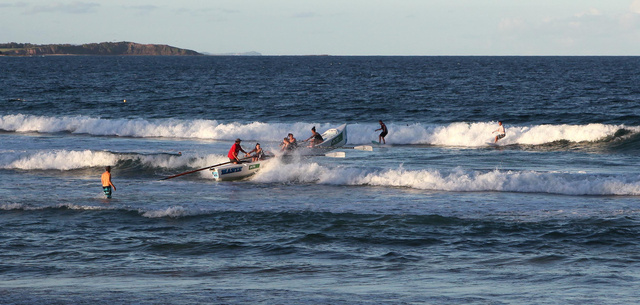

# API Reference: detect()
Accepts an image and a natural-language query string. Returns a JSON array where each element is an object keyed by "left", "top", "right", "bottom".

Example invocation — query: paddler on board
[
  {"left": 101, "top": 166, "right": 116, "bottom": 199},
  {"left": 492, "top": 121, "right": 506, "bottom": 143},
  {"left": 375, "top": 120, "right": 388, "bottom": 144},
  {"left": 228, "top": 138, "right": 248, "bottom": 164}
]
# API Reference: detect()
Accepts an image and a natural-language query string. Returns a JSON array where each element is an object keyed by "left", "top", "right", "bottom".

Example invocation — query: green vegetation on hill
[{"left": 0, "top": 42, "right": 201, "bottom": 56}]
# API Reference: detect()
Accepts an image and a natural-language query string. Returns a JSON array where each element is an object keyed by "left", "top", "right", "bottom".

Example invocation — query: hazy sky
[{"left": 2, "top": 0, "right": 640, "bottom": 55}]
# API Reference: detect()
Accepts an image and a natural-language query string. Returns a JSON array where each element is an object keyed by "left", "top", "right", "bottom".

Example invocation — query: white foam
[
  {"left": 347, "top": 122, "right": 634, "bottom": 146},
  {"left": 0, "top": 149, "right": 228, "bottom": 171},
  {"left": 0, "top": 114, "right": 336, "bottom": 142},
  {"left": 140, "top": 206, "right": 194, "bottom": 218},
  {"left": 0, "top": 203, "right": 26, "bottom": 210},
  {"left": 4, "top": 150, "right": 118, "bottom": 170},
  {"left": 58, "top": 203, "right": 115, "bottom": 211},
  {"left": 252, "top": 162, "right": 640, "bottom": 196},
  {"left": 3, "top": 114, "right": 637, "bottom": 146}
]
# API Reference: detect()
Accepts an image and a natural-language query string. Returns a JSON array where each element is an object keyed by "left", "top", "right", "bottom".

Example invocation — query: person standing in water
[
  {"left": 101, "top": 166, "right": 116, "bottom": 199},
  {"left": 493, "top": 121, "right": 506, "bottom": 143},
  {"left": 375, "top": 120, "right": 388, "bottom": 144}
]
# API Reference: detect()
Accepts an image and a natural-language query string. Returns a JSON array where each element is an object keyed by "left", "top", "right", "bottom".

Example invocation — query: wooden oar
[{"left": 160, "top": 157, "right": 250, "bottom": 180}]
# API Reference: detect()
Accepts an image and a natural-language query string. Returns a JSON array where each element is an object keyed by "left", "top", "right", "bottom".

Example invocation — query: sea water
[{"left": 1, "top": 56, "right": 639, "bottom": 304}]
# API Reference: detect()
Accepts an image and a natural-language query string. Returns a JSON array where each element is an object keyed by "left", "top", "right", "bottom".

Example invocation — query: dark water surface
[{"left": 1, "top": 56, "right": 640, "bottom": 304}]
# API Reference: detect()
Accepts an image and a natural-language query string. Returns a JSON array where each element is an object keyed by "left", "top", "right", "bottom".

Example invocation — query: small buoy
[{"left": 123, "top": 99, "right": 126, "bottom": 103}]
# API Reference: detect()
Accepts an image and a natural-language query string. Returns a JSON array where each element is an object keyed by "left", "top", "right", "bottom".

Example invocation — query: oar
[
  {"left": 325, "top": 151, "right": 346, "bottom": 158},
  {"left": 160, "top": 157, "right": 250, "bottom": 180},
  {"left": 344, "top": 145, "right": 373, "bottom": 151}
]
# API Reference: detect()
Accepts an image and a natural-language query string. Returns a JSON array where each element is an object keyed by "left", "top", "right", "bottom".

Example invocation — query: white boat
[
  {"left": 210, "top": 124, "right": 348, "bottom": 181},
  {"left": 210, "top": 159, "right": 266, "bottom": 181},
  {"left": 285, "top": 123, "right": 348, "bottom": 156}
]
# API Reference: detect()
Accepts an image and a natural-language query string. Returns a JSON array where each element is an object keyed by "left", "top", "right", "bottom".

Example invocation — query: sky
[{"left": 1, "top": 0, "right": 640, "bottom": 55}]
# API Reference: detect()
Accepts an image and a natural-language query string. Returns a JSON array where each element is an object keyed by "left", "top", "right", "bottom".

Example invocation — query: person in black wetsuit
[
  {"left": 375, "top": 120, "right": 388, "bottom": 144},
  {"left": 305, "top": 126, "right": 324, "bottom": 147}
]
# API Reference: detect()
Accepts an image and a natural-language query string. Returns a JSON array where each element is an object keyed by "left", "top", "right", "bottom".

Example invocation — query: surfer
[
  {"left": 101, "top": 166, "right": 116, "bottom": 199},
  {"left": 248, "top": 143, "right": 266, "bottom": 162},
  {"left": 375, "top": 120, "right": 388, "bottom": 144},
  {"left": 304, "top": 126, "right": 324, "bottom": 147},
  {"left": 228, "top": 138, "right": 248, "bottom": 164},
  {"left": 493, "top": 121, "right": 506, "bottom": 143}
]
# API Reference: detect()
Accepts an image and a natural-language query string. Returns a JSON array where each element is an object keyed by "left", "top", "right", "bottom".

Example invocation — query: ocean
[{"left": 1, "top": 55, "right": 639, "bottom": 304}]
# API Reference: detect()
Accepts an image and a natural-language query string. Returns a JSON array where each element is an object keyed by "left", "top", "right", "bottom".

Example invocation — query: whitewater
[
  {"left": 2, "top": 56, "right": 640, "bottom": 305},
  {"left": 2, "top": 114, "right": 637, "bottom": 146},
  {"left": 3, "top": 114, "right": 640, "bottom": 197}
]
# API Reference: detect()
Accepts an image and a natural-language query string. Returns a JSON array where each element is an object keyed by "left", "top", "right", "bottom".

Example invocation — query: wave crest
[
  {"left": 252, "top": 162, "right": 640, "bottom": 196},
  {"left": 2, "top": 114, "right": 638, "bottom": 147},
  {"left": 0, "top": 149, "right": 226, "bottom": 171}
]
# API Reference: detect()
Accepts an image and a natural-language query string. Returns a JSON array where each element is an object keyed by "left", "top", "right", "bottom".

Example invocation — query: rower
[
  {"left": 304, "top": 126, "right": 324, "bottom": 147},
  {"left": 228, "top": 138, "right": 248, "bottom": 164}
]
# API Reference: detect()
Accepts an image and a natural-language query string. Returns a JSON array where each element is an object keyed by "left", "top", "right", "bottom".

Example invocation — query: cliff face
[{"left": 0, "top": 42, "right": 201, "bottom": 56}]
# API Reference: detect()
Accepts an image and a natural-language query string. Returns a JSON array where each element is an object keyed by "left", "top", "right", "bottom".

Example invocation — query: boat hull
[
  {"left": 211, "top": 124, "right": 347, "bottom": 181},
  {"left": 210, "top": 161, "right": 263, "bottom": 181},
  {"left": 286, "top": 124, "right": 348, "bottom": 156}
]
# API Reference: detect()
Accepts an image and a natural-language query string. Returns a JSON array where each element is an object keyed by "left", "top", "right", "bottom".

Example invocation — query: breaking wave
[
  {"left": 251, "top": 160, "right": 640, "bottom": 196},
  {"left": 2, "top": 114, "right": 639, "bottom": 147},
  {"left": 0, "top": 149, "right": 225, "bottom": 172},
  {"left": 5, "top": 148, "right": 638, "bottom": 196}
]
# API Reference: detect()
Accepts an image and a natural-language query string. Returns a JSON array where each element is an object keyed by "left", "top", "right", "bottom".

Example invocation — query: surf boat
[
  {"left": 210, "top": 159, "right": 267, "bottom": 181},
  {"left": 210, "top": 124, "right": 347, "bottom": 181},
  {"left": 286, "top": 124, "right": 348, "bottom": 156}
]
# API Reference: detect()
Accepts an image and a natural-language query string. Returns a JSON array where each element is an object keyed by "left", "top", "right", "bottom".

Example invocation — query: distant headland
[{"left": 0, "top": 42, "right": 202, "bottom": 56}]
